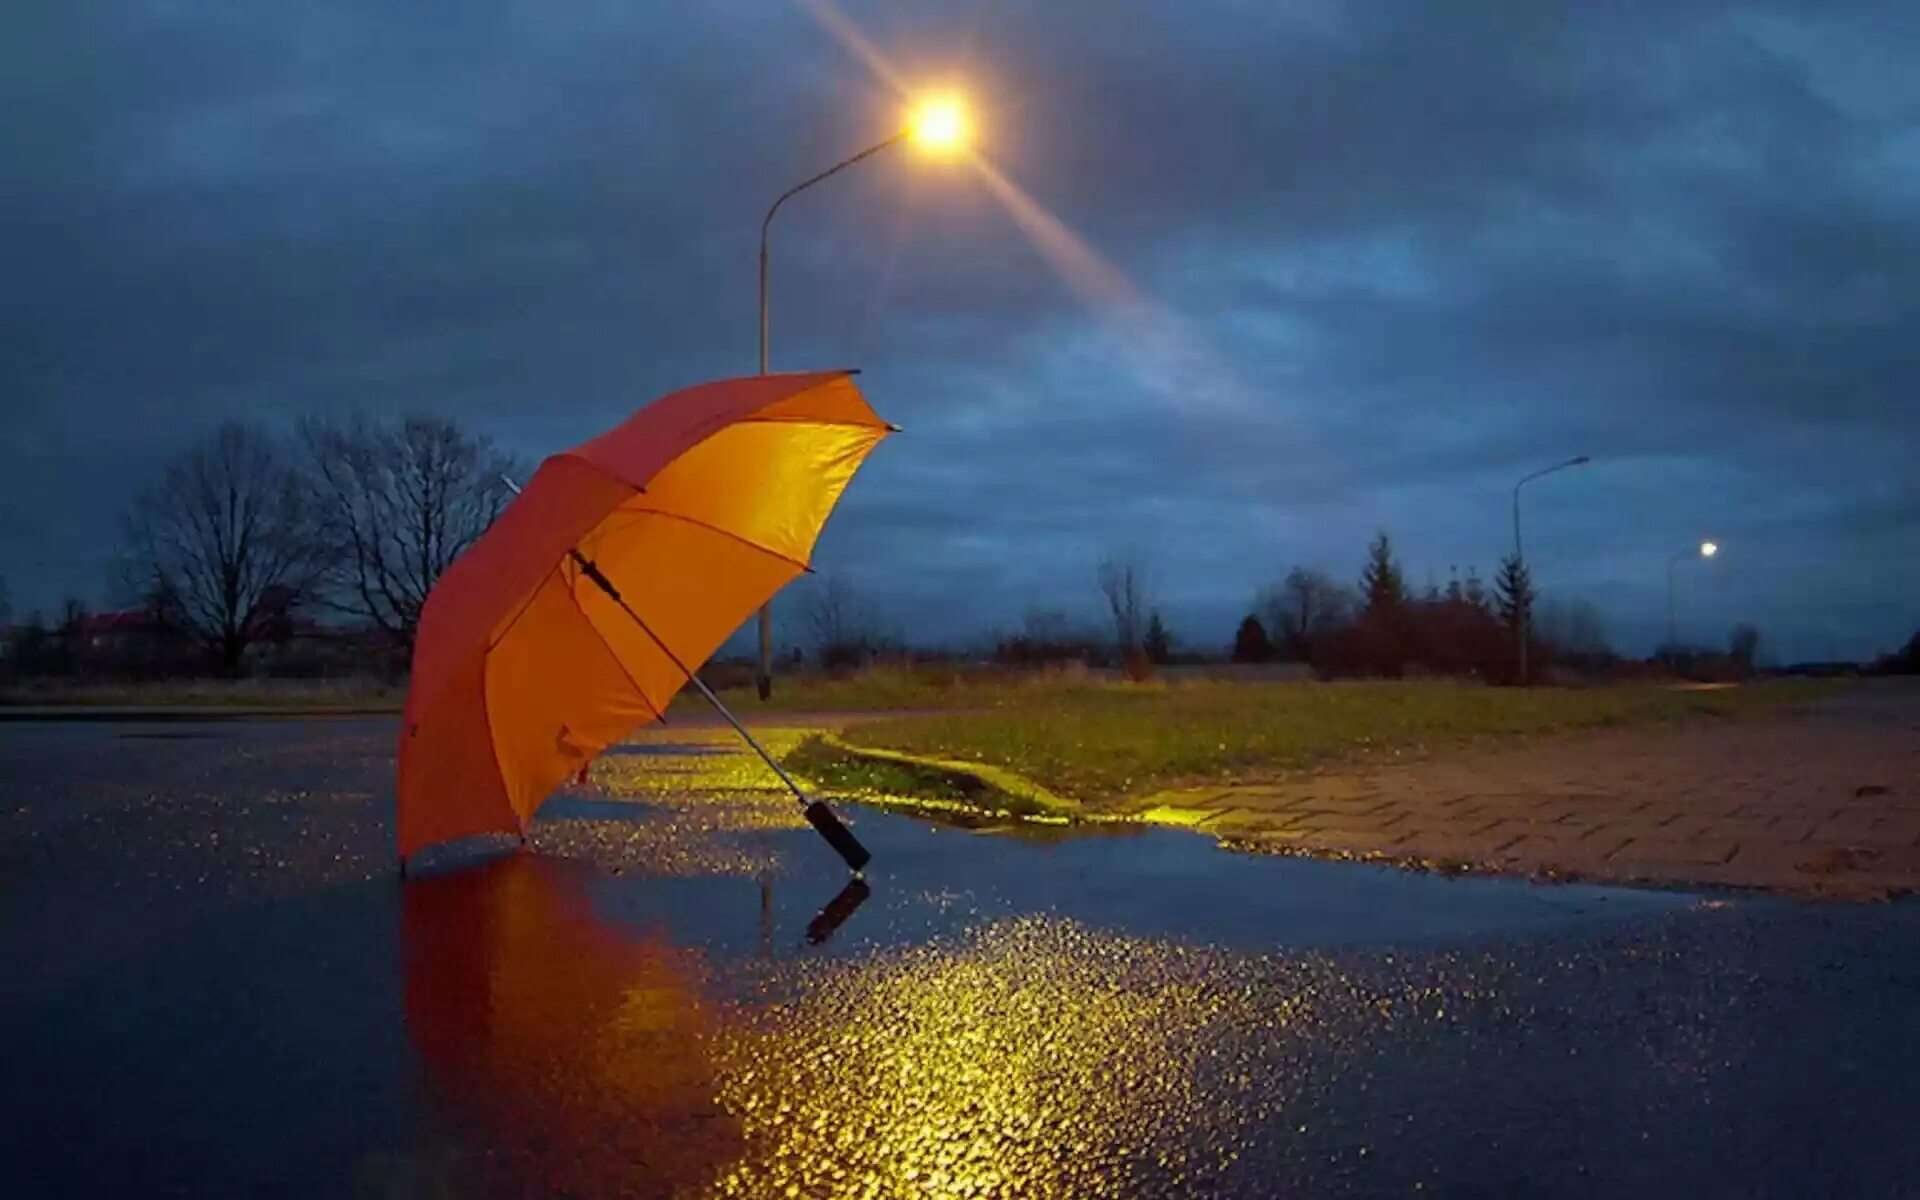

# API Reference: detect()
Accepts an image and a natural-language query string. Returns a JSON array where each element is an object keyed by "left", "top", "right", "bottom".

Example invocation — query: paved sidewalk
[{"left": 1143, "top": 684, "right": 1920, "bottom": 898}]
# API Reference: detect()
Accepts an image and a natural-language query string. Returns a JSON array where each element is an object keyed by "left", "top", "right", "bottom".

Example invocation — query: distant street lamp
[
  {"left": 1511, "top": 455, "right": 1590, "bottom": 686},
  {"left": 753, "top": 93, "right": 973, "bottom": 700},
  {"left": 1667, "top": 540, "right": 1719, "bottom": 653}
]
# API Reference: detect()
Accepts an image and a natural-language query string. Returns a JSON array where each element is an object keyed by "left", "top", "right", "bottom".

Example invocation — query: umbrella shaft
[{"left": 568, "top": 551, "right": 812, "bottom": 809}]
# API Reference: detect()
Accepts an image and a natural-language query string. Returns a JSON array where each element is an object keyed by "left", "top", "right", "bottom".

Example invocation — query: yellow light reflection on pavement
[{"left": 702, "top": 919, "right": 1436, "bottom": 1198}]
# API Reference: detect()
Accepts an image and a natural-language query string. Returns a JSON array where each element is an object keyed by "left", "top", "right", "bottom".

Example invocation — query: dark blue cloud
[{"left": 2, "top": 0, "right": 1914, "bottom": 661}]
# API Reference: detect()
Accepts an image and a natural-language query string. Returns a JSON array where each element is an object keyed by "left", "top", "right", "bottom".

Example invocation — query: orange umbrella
[{"left": 398, "top": 371, "right": 893, "bottom": 864}]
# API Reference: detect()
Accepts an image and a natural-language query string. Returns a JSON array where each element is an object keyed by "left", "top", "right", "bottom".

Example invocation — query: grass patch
[{"left": 828, "top": 678, "right": 1847, "bottom": 808}]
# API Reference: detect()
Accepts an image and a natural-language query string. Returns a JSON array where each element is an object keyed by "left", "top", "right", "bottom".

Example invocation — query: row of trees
[
  {"left": 17, "top": 434, "right": 1901, "bottom": 683},
  {"left": 12, "top": 418, "right": 524, "bottom": 677},
  {"left": 1224, "top": 533, "right": 1795, "bottom": 682},
  {"left": 1873, "top": 632, "right": 1920, "bottom": 675},
  {"left": 1225, "top": 534, "right": 1549, "bottom": 680},
  {"left": 799, "top": 566, "right": 1178, "bottom": 675},
  {"left": 959, "top": 539, "right": 1604, "bottom": 683}
]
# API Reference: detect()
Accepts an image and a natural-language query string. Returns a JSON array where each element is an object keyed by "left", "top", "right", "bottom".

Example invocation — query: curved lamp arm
[
  {"left": 1511, "top": 455, "right": 1590, "bottom": 560},
  {"left": 758, "top": 131, "right": 909, "bottom": 372}
]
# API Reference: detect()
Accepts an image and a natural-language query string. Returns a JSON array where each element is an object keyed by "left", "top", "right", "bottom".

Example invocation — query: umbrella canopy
[{"left": 398, "top": 371, "right": 892, "bottom": 858}]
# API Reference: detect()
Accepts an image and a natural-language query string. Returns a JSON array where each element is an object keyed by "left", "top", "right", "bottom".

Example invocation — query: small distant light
[{"left": 1700, "top": 541, "right": 1718, "bottom": 558}]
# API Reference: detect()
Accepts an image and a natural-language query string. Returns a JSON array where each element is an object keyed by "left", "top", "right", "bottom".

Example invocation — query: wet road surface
[{"left": 3, "top": 718, "right": 1919, "bottom": 1197}]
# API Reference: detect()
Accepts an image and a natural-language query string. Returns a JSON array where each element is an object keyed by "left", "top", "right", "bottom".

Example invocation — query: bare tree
[
  {"left": 995, "top": 607, "right": 1103, "bottom": 666},
  {"left": 302, "top": 415, "right": 520, "bottom": 653},
  {"left": 1097, "top": 554, "right": 1148, "bottom": 663},
  {"left": 798, "top": 574, "right": 885, "bottom": 668},
  {"left": 1259, "top": 566, "right": 1353, "bottom": 659},
  {"left": 122, "top": 423, "right": 324, "bottom": 675}
]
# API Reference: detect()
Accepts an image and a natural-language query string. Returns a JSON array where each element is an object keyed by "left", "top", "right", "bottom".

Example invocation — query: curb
[
  {"left": 0, "top": 706, "right": 402, "bottom": 722},
  {"left": 799, "top": 735, "right": 1281, "bottom": 836},
  {"left": 803, "top": 731, "right": 1085, "bottom": 821}
]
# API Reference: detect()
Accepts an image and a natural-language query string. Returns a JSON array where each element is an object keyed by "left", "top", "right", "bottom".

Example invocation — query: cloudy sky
[{"left": 4, "top": 0, "right": 1915, "bottom": 661}]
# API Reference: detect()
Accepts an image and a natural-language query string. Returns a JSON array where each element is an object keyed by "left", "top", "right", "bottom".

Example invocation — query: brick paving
[{"left": 1141, "top": 683, "right": 1920, "bottom": 898}]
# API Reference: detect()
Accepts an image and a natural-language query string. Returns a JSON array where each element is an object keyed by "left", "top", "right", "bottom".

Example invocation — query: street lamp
[
  {"left": 1511, "top": 454, "right": 1589, "bottom": 686},
  {"left": 753, "top": 93, "right": 973, "bottom": 700},
  {"left": 1667, "top": 539, "right": 1719, "bottom": 654},
  {"left": 906, "top": 95, "right": 970, "bottom": 153}
]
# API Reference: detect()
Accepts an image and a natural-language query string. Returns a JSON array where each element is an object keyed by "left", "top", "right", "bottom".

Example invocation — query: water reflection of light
[
  {"left": 701, "top": 918, "right": 1433, "bottom": 1197},
  {"left": 540, "top": 732, "right": 813, "bottom": 877}
]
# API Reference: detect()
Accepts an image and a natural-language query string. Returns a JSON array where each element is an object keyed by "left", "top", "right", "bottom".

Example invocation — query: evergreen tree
[
  {"left": 1359, "top": 532, "right": 1405, "bottom": 616},
  {"left": 1495, "top": 553, "right": 1535, "bottom": 632},
  {"left": 1143, "top": 610, "right": 1172, "bottom": 664},
  {"left": 1231, "top": 614, "right": 1272, "bottom": 663}
]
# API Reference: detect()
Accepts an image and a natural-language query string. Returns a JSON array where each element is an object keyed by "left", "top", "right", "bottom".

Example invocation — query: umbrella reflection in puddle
[{"left": 401, "top": 854, "right": 741, "bottom": 1197}]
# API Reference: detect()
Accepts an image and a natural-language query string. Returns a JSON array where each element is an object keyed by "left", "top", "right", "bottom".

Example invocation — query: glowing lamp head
[
  {"left": 907, "top": 95, "right": 970, "bottom": 154},
  {"left": 1700, "top": 541, "right": 1718, "bottom": 558}
]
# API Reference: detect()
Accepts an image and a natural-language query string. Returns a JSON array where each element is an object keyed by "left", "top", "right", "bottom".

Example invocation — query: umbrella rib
[
  {"left": 481, "top": 556, "right": 665, "bottom": 725},
  {"left": 555, "top": 560, "right": 667, "bottom": 725},
  {"left": 738, "top": 416, "right": 893, "bottom": 430},
  {"left": 620, "top": 505, "right": 813, "bottom": 573},
  {"left": 487, "top": 558, "right": 568, "bottom": 651}
]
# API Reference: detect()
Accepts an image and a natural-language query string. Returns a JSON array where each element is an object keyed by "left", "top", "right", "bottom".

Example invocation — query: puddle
[
  {"left": 601, "top": 742, "right": 732, "bottom": 758},
  {"left": 9, "top": 717, "right": 1920, "bottom": 1198},
  {"left": 558, "top": 795, "right": 1693, "bottom": 954}
]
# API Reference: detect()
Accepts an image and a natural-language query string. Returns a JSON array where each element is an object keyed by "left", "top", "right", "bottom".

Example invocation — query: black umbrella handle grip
[{"left": 804, "top": 801, "right": 871, "bottom": 873}]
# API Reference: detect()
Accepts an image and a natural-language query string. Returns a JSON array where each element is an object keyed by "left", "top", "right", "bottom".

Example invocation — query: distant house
[
  {"left": 67, "top": 609, "right": 171, "bottom": 654},
  {"left": 66, "top": 606, "right": 331, "bottom": 651},
  {"left": 6, "top": 602, "right": 395, "bottom": 679}
]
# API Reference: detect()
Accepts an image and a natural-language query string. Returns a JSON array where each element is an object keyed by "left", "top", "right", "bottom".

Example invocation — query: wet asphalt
[{"left": 2, "top": 717, "right": 1918, "bottom": 1198}]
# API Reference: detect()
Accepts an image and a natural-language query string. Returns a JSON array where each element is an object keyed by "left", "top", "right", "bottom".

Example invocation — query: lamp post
[
  {"left": 1511, "top": 455, "right": 1589, "bottom": 686},
  {"left": 753, "top": 95, "right": 971, "bottom": 700},
  {"left": 1666, "top": 540, "right": 1718, "bottom": 656}
]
